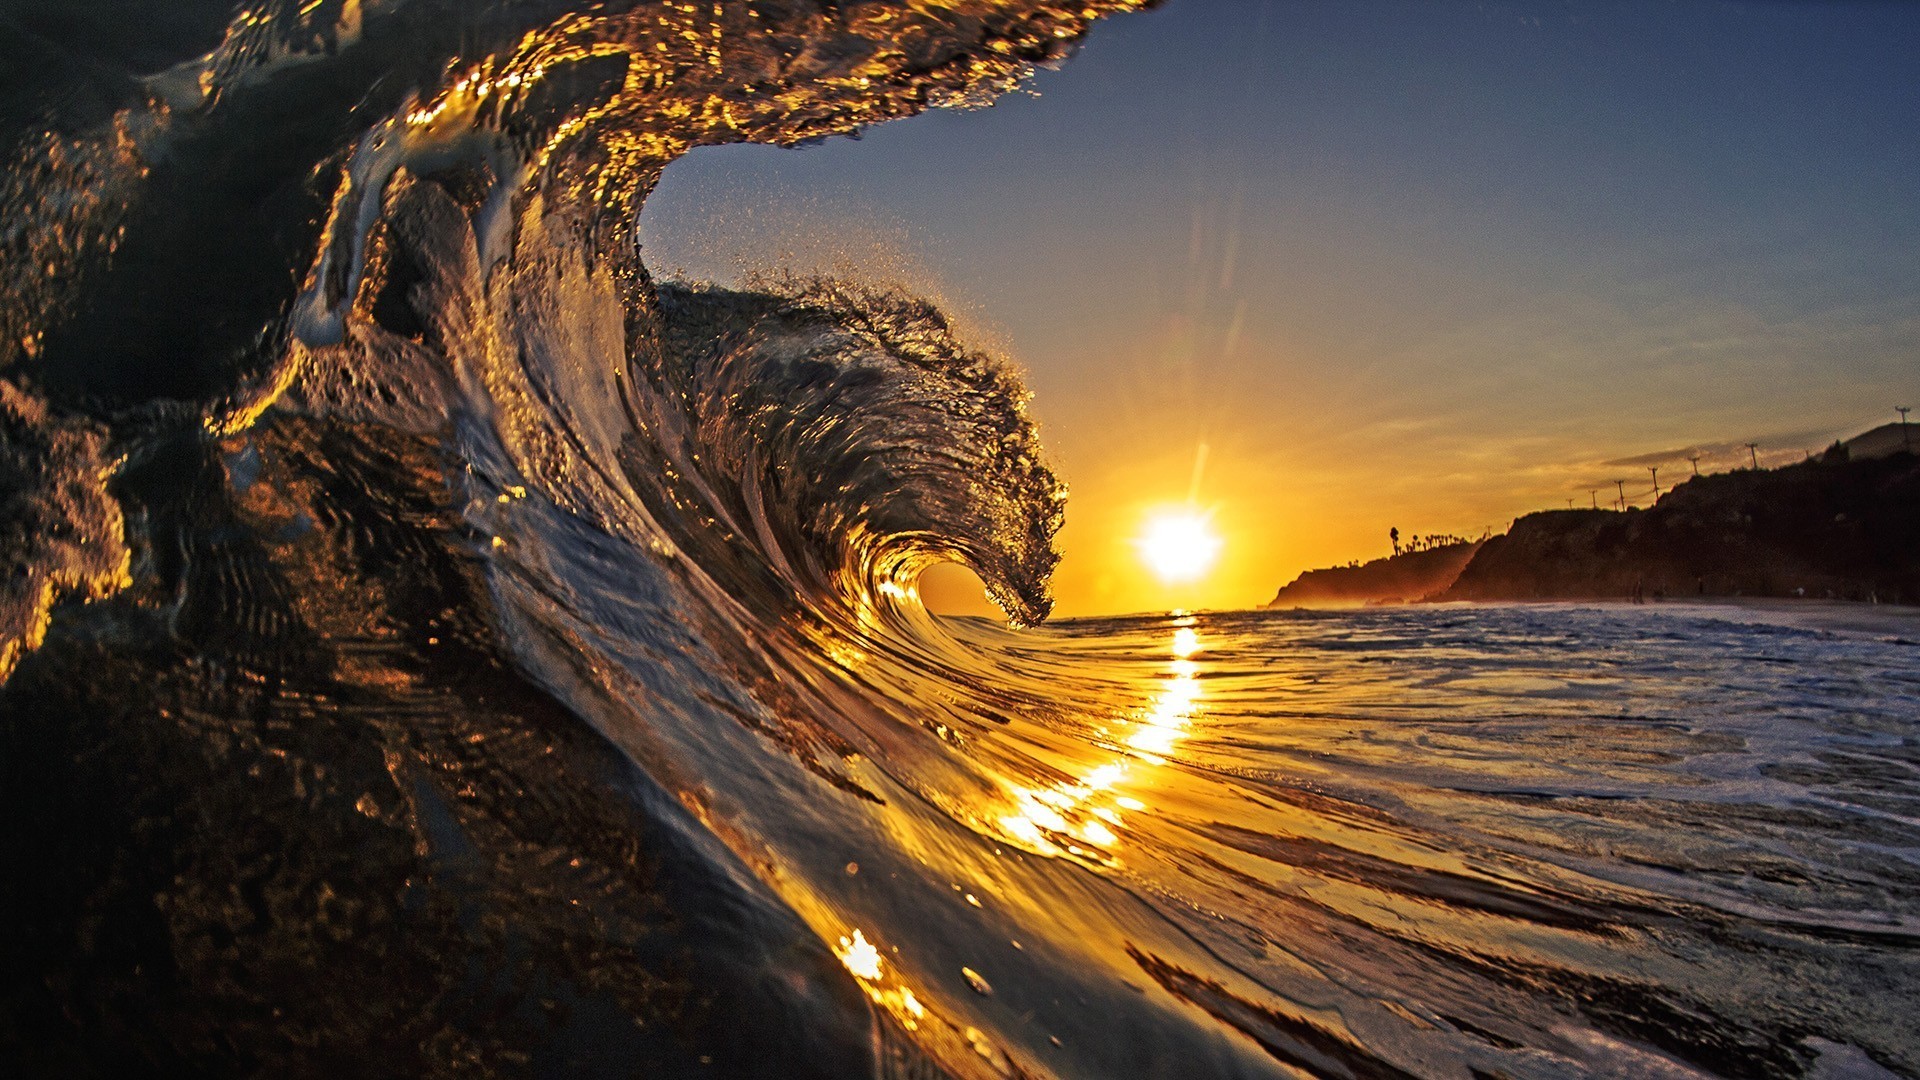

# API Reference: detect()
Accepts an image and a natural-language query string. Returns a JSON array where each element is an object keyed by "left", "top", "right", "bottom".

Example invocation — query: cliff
[
  {"left": 1441, "top": 452, "right": 1920, "bottom": 604},
  {"left": 1267, "top": 541, "right": 1483, "bottom": 608}
]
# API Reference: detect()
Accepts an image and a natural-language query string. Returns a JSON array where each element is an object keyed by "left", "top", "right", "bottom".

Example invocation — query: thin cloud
[{"left": 1599, "top": 426, "right": 1859, "bottom": 470}]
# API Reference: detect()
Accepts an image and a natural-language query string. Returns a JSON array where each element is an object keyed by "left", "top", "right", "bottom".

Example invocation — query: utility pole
[
  {"left": 1613, "top": 479, "right": 1626, "bottom": 510},
  {"left": 1649, "top": 466, "right": 1660, "bottom": 500},
  {"left": 1745, "top": 443, "right": 1758, "bottom": 470},
  {"left": 1900, "top": 406, "right": 1912, "bottom": 453},
  {"left": 1687, "top": 454, "right": 1700, "bottom": 477}
]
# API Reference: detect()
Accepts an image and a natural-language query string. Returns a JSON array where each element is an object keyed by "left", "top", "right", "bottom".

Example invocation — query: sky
[{"left": 640, "top": 0, "right": 1920, "bottom": 617}]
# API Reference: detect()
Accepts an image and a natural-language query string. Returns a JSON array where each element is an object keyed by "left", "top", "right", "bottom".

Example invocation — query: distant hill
[
  {"left": 1441, "top": 451, "right": 1920, "bottom": 604},
  {"left": 1838, "top": 421, "right": 1918, "bottom": 461},
  {"left": 1266, "top": 541, "right": 1482, "bottom": 608}
]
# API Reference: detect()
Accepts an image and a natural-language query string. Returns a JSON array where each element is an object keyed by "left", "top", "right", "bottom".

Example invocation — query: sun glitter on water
[{"left": 1135, "top": 510, "right": 1222, "bottom": 584}]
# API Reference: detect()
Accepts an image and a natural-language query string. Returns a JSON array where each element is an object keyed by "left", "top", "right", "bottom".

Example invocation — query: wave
[
  {"left": 0, "top": 2, "right": 1177, "bottom": 1076},
  {"left": 0, "top": 0, "right": 1135, "bottom": 695}
]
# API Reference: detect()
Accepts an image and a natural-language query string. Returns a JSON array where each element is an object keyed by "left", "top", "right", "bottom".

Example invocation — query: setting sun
[{"left": 1136, "top": 511, "right": 1223, "bottom": 584}]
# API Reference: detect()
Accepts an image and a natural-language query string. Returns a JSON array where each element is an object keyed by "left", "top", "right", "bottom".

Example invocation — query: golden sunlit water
[{"left": 879, "top": 602, "right": 1920, "bottom": 1077}]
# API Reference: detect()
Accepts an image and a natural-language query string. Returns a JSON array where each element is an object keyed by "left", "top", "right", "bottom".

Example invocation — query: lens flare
[{"left": 1135, "top": 511, "right": 1222, "bottom": 584}]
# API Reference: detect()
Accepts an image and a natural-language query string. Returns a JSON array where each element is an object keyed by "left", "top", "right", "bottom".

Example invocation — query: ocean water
[{"left": 2, "top": 3, "right": 1918, "bottom": 1077}]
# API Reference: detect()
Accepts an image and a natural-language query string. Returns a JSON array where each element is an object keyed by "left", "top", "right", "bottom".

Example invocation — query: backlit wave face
[
  {"left": 645, "top": 279, "right": 1063, "bottom": 627},
  {"left": 0, "top": 0, "right": 1146, "bottom": 691}
]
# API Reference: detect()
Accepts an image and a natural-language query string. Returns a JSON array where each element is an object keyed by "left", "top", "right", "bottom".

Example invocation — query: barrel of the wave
[{"left": 0, "top": 0, "right": 1149, "bottom": 689}]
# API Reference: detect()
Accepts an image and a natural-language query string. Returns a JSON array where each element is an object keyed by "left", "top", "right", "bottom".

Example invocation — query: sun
[{"left": 1136, "top": 510, "right": 1222, "bottom": 584}]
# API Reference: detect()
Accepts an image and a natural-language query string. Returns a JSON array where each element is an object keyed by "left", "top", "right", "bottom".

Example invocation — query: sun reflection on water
[
  {"left": 835, "top": 927, "right": 929, "bottom": 1030},
  {"left": 1170, "top": 625, "right": 1200, "bottom": 658},
  {"left": 836, "top": 928, "right": 884, "bottom": 980},
  {"left": 999, "top": 620, "right": 1204, "bottom": 858}
]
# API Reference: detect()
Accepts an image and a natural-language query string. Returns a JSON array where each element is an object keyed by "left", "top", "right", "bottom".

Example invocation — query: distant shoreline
[{"left": 1268, "top": 443, "right": 1919, "bottom": 612}]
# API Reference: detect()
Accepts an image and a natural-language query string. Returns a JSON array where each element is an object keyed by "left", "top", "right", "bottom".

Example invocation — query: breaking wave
[{"left": 4, "top": 4, "right": 1916, "bottom": 1079}]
